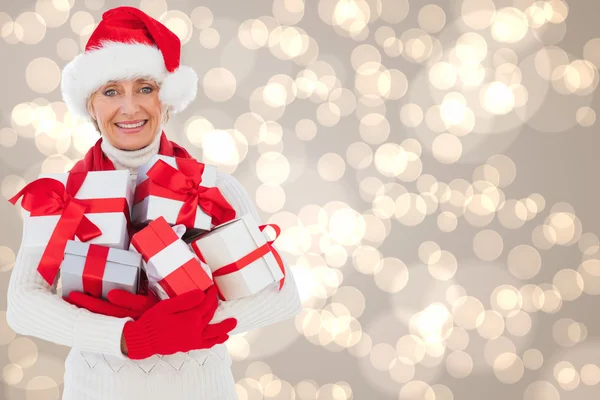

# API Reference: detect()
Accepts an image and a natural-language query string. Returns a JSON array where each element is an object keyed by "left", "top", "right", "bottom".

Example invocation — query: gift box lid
[
  {"left": 130, "top": 216, "right": 181, "bottom": 261},
  {"left": 64, "top": 240, "right": 142, "bottom": 268},
  {"left": 197, "top": 213, "right": 264, "bottom": 242},
  {"left": 38, "top": 170, "right": 132, "bottom": 206},
  {"left": 193, "top": 213, "right": 281, "bottom": 263}
]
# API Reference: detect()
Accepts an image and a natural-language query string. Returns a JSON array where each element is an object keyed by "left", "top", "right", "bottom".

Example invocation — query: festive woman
[{"left": 6, "top": 6, "right": 302, "bottom": 400}]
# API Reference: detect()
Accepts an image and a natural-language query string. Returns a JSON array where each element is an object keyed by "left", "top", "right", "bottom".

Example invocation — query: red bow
[
  {"left": 9, "top": 172, "right": 102, "bottom": 285},
  {"left": 135, "top": 158, "right": 236, "bottom": 229}
]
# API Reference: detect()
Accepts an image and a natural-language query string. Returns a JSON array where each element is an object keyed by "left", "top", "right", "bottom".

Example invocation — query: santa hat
[{"left": 61, "top": 6, "right": 198, "bottom": 120}]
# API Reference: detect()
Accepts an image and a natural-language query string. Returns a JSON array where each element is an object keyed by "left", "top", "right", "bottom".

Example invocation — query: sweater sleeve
[
  {"left": 6, "top": 225, "right": 133, "bottom": 359},
  {"left": 209, "top": 172, "right": 303, "bottom": 335}
]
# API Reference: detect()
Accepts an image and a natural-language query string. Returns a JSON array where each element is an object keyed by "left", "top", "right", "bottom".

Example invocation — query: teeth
[{"left": 116, "top": 121, "right": 146, "bottom": 128}]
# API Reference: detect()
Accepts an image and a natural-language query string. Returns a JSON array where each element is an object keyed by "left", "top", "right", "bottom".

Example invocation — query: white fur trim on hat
[{"left": 60, "top": 41, "right": 198, "bottom": 119}]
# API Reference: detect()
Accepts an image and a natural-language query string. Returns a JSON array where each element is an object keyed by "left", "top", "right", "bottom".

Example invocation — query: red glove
[
  {"left": 123, "top": 286, "right": 237, "bottom": 360},
  {"left": 65, "top": 289, "right": 160, "bottom": 320},
  {"left": 189, "top": 285, "right": 239, "bottom": 348}
]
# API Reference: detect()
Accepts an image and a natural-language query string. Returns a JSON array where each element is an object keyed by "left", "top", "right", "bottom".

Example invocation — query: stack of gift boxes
[{"left": 9, "top": 155, "right": 286, "bottom": 304}]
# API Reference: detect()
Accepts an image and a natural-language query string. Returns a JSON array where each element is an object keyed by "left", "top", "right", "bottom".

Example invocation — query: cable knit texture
[
  {"left": 6, "top": 135, "right": 303, "bottom": 400},
  {"left": 100, "top": 131, "right": 162, "bottom": 172}
]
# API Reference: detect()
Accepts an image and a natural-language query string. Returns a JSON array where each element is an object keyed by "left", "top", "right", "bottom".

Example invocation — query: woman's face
[{"left": 88, "top": 78, "right": 163, "bottom": 151}]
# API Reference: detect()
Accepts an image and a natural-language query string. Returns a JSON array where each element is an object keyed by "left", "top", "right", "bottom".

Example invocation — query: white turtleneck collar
[{"left": 100, "top": 130, "right": 162, "bottom": 173}]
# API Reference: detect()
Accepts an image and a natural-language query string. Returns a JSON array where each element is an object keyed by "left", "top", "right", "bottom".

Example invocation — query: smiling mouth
[{"left": 115, "top": 120, "right": 148, "bottom": 129}]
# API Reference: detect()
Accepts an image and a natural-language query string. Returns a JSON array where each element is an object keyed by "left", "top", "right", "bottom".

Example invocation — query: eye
[
  {"left": 103, "top": 89, "right": 117, "bottom": 96},
  {"left": 140, "top": 86, "right": 154, "bottom": 94}
]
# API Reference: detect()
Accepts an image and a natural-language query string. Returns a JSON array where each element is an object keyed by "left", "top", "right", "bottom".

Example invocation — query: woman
[{"left": 6, "top": 6, "right": 302, "bottom": 400}]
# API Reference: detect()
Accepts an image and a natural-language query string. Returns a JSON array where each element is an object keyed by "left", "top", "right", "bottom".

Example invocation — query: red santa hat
[{"left": 61, "top": 6, "right": 198, "bottom": 120}]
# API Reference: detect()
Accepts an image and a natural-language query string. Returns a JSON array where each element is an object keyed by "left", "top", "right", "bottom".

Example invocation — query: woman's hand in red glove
[
  {"left": 65, "top": 289, "right": 159, "bottom": 320},
  {"left": 123, "top": 287, "right": 237, "bottom": 360},
  {"left": 193, "top": 285, "right": 237, "bottom": 347},
  {"left": 65, "top": 292, "right": 134, "bottom": 319},
  {"left": 106, "top": 288, "right": 160, "bottom": 319}
]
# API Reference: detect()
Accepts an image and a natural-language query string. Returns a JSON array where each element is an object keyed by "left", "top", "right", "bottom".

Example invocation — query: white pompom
[{"left": 158, "top": 65, "right": 198, "bottom": 113}]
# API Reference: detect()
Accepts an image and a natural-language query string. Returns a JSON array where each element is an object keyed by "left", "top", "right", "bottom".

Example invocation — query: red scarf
[{"left": 70, "top": 131, "right": 194, "bottom": 172}]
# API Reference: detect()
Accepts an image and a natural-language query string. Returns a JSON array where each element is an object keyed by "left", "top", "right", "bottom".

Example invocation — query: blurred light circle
[
  {"left": 191, "top": 6, "right": 214, "bottom": 29},
  {"left": 491, "top": 7, "right": 528, "bottom": 43},
  {"left": 0, "top": 127, "right": 18, "bottom": 147},
  {"left": 523, "top": 348, "right": 544, "bottom": 370},
  {"left": 160, "top": 10, "right": 193, "bottom": 44},
  {"left": 493, "top": 353, "right": 525, "bottom": 384},
  {"left": 576, "top": 106, "right": 596, "bottom": 127},
  {"left": 56, "top": 37, "right": 79, "bottom": 61},
  {"left": 1, "top": 175, "right": 26, "bottom": 200},
  {"left": 346, "top": 141, "right": 372, "bottom": 169},
  {"left": 25, "top": 376, "right": 60, "bottom": 400},
  {"left": 238, "top": 19, "right": 269, "bottom": 50},
  {"left": 3, "top": 363, "right": 23, "bottom": 385},
  {"left": 446, "top": 351, "right": 473, "bottom": 378},
  {"left": 257, "top": 152, "right": 290, "bottom": 184},
  {"left": 317, "top": 102, "right": 341, "bottom": 127},
  {"left": 26, "top": 58, "right": 60, "bottom": 94},
  {"left": 199, "top": 27, "right": 220, "bottom": 48},
  {"left": 461, "top": 0, "right": 496, "bottom": 30},
  {"left": 41, "top": 154, "right": 74, "bottom": 173},
  {"left": 139, "top": 0, "right": 167, "bottom": 19},
  {"left": 523, "top": 381, "right": 559, "bottom": 400},
  {"left": 8, "top": 337, "right": 38, "bottom": 368},
  {"left": 295, "top": 118, "right": 317, "bottom": 141},
  {"left": 69, "top": 10, "right": 94, "bottom": 36},
  {"left": 35, "top": 0, "right": 70, "bottom": 28},
  {"left": 418, "top": 4, "right": 446, "bottom": 34},
  {"left": 15, "top": 12, "right": 46, "bottom": 44},
  {"left": 398, "top": 380, "right": 433, "bottom": 400},
  {"left": 203, "top": 68, "right": 237, "bottom": 102},
  {"left": 374, "top": 258, "right": 409, "bottom": 293},
  {"left": 318, "top": 153, "right": 345, "bottom": 181},
  {"left": 432, "top": 133, "right": 462, "bottom": 164},
  {"left": 380, "top": 0, "right": 409, "bottom": 24}
]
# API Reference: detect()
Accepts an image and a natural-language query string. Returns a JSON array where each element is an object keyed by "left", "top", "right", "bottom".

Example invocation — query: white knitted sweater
[{"left": 6, "top": 133, "right": 303, "bottom": 400}]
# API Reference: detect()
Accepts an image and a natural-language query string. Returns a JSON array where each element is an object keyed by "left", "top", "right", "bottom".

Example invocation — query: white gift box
[
  {"left": 60, "top": 241, "right": 142, "bottom": 300},
  {"left": 132, "top": 155, "right": 217, "bottom": 233},
  {"left": 190, "top": 213, "right": 285, "bottom": 300},
  {"left": 130, "top": 217, "right": 213, "bottom": 300},
  {"left": 21, "top": 170, "right": 132, "bottom": 250}
]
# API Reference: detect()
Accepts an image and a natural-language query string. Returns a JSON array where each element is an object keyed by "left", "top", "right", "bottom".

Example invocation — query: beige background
[{"left": 1, "top": 0, "right": 599, "bottom": 399}]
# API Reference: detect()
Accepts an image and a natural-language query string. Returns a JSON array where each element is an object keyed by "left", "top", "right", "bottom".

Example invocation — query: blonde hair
[{"left": 85, "top": 79, "right": 170, "bottom": 134}]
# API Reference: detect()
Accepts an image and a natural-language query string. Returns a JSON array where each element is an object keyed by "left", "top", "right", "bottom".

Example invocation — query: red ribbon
[
  {"left": 82, "top": 245, "right": 110, "bottom": 298},
  {"left": 158, "top": 258, "right": 213, "bottom": 298},
  {"left": 131, "top": 217, "right": 213, "bottom": 297},
  {"left": 9, "top": 172, "right": 130, "bottom": 286},
  {"left": 133, "top": 158, "right": 236, "bottom": 230},
  {"left": 130, "top": 216, "right": 178, "bottom": 262},
  {"left": 191, "top": 223, "right": 286, "bottom": 299}
]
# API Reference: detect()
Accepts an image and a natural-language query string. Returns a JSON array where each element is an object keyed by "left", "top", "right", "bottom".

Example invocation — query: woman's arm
[
  {"left": 6, "top": 227, "right": 133, "bottom": 359},
  {"left": 209, "top": 172, "right": 303, "bottom": 335}
]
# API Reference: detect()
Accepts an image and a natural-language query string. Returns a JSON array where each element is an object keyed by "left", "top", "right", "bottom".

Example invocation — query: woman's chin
[{"left": 111, "top": 131, "right": 154, "bottom": 151}]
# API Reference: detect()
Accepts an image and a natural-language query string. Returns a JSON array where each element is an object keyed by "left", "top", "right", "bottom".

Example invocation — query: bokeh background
[{"left": 0, "top": 0, "right": 599, "bottom": 399}]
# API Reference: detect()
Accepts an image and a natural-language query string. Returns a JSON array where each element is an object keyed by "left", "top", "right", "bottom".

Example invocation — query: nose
[{"left": 120, "top": 92, "right": 140, "bottom": 116}]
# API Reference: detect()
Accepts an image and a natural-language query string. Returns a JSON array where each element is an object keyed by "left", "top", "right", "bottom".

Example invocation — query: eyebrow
[{"left": 102, "top": 78, "right": 156, "bottom": 87}]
